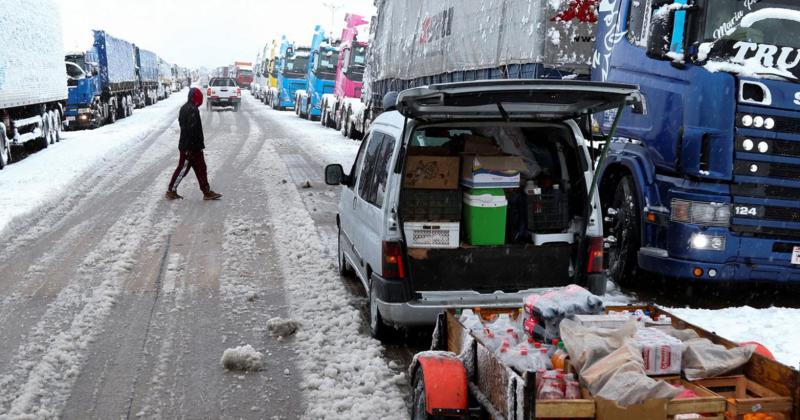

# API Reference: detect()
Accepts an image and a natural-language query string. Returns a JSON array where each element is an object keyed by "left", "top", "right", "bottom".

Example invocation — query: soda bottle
[{"left": 565, "top": 381, "right": 581, "bottom": 400}]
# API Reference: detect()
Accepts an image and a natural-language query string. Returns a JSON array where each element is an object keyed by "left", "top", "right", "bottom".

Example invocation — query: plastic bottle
[
  {"left": 565, "top": 381, "right": 581, "bottom": 400},
  {"left": 539, "top": 348, "right": 554, "bottom": 369},
  {"left": 551, "top": 342, "right": 568, "bottom": 370}
]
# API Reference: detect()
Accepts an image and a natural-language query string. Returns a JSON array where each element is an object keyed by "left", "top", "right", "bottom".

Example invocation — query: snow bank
[
  {"left": 221, "top": 345, "right": 264, "bottom": 371},
  {"left": 0, "top": 94, "right": 184, "bottom": 234},
  {"left": 669, "top": 306, "right": 800, "bottom": 367}
]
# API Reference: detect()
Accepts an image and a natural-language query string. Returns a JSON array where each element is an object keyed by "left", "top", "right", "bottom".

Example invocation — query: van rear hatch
[{"left": 396, "top": 79, "right": 638, "bottom": 122}]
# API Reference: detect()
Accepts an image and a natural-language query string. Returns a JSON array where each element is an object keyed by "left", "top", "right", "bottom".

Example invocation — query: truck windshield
[
  {"left": 65, "top": 62, "right": 86, "bottom": 79},
  {"left": 315, "top": 49, "right": 339, "bottom": 80},
  {"left": 238, "top": 69, "right": 253, "bottom": 77},
  {"left": 704, "top": 1, "right": 800, "bottom": 48},
  {"left": 284, "top": 56, "right": 309, "bottom": 77},
  {"left": 351, "top": 45, "right": 367, "bottom": 67}
]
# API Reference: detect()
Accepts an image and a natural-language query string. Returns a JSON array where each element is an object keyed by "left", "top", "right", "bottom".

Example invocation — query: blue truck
[
  {"left": 364, "top": 0, "right": 800, "bottom": 287},
  {"left": 296, "top": 26, "right": 339, "bottom": 120},
  {"left": 594, "top": 0, "right": 800, "bottom": 286},
  {"left": 268, "top": 37, "right": 309, "bottom": 111},
  {"left": 64, "top": 31, "right": 138, "bottom": 130}
]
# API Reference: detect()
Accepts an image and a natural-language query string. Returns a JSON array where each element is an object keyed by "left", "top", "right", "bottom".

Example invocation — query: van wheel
[
  {"left": 605, "top": 175, "right": 640, "bottom": 288},
  {"left": 369, "top": 284, "right": 392, "bottom": 341},
  {"left": 337, "top": 229, "right": 354, "bottom": 277}
]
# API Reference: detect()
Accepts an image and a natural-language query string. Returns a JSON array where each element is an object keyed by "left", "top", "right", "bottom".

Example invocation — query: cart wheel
[{"left": 412, "top": 371, "right": 431, "bottom": 419}]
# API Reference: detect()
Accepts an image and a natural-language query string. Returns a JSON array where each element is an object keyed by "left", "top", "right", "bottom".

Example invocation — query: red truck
[{"left": 234, "top": 61, "right": 253, "bottom": 89}]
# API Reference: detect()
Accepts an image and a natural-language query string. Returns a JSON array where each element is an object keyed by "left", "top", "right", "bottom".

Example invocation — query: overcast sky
[{"left": 55, "top": 0, "right": 376, "bottom": 70}]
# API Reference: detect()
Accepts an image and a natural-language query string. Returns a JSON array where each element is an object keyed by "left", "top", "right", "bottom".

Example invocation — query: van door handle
[{"left": 352, "top": 197, "right": 357, "bottom": 210}]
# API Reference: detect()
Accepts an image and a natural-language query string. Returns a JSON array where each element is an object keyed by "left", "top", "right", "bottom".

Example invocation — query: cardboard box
[
  {"left": 462, "top": 135, "right": 503, "bottom": 155},
  {"left": 404, "top": 156, "right": 460, "bottom": 189},
  {"left": 461, "top": 155, "right": 525, "bottom": 189}
]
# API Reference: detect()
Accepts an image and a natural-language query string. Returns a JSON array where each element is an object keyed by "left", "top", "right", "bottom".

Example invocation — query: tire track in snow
[
  {"left": 253, "top": 132, "right": 408, "bottom": 419},
  {"left": 0, "top": 175, "right": 176, "bottom": 419}
]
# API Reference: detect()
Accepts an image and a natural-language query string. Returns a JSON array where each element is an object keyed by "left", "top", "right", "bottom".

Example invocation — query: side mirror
[
  {"left": 325, "top": 164, "right": 346, "bottom": 185},
  {"left": 646, "top": 10, "right": 674, "bottom": 60}
]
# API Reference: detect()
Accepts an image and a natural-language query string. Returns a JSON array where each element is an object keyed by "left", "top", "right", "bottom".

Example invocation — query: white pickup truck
[{"left": 205, "top": 77, "right": 241, "bottom": 112}]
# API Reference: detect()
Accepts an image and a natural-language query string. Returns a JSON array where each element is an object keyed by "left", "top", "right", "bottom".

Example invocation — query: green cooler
[{"left": 463, "top": 188, "right": 507, "bottom": 245}]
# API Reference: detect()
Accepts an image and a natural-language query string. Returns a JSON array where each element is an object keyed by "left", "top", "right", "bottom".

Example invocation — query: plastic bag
[
  {"left": 523, "top": 285, "right": 604, "bottom": 342},
  {"left": 558, "top": 317, "right": 638, "bottom": 372},
  {"left": 660, "top": 326, "right": 756, "bottom": 380}
]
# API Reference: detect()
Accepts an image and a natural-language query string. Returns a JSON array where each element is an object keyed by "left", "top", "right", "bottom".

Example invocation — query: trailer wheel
[
  {"left": 604, "top": 175, "right": 640, "bottom": 288},
  {"left": 411, "top": 357, "right": 468, "bottom": 420},
  {"left": 39, "top": 113, "right": 50, "bottom": 149},
  {"left": 108, "top": 104, "right": 116, "bottom": 124},
  {"left": 412, "top": 371, "right": 432, "bottom": 420},
  {"left": 53, "top": 110, "right": 62, "bottom": 142}
]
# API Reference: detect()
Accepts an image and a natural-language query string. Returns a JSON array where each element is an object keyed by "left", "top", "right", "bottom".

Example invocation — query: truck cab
[
  {"left": 595, "top": 0, "right": 800, "bottom": 285},
  {"left": 272, "top": 39, "right": 309, "bottom": 111},
  {"left": 64, "top": 50, "right": 104, "bottom": 129},
  {"left": 321, "top": 14, "right": 369, "bottom": 137},
  {"left": 296, "top": 26, "right": 339, "bottom": 120}
]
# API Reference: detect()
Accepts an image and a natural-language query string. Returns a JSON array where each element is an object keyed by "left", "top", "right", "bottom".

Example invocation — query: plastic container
[
  {"left": 565, "top": 381, "right": 581, "bottom": 400},
  {"left": 401, "top": 188, "right": 462, "bottom": 221},
  {"left": 526, "top": 184, "right": 570, "bottom": 232},
  {"left": 463, "top": 188, "right": 507, "bottom": 246},
  {"left": 403, "top": 221, "right": 460, "bottom": 249}
]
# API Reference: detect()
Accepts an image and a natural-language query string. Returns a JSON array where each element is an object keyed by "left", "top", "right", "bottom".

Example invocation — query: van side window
[
  {"left": 349, "top": 133, "right": 370, "bottom": 189},
  {"left": 358, "top": 133, "right": 396, "bottom": 208},
  {"left": 357, "top": 133, "right": 384, "bottom": 202}
]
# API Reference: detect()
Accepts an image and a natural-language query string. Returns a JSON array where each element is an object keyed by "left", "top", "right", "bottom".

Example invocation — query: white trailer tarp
[
  {"left": 367, "top": 0, "right": 596, "bottom": 83},
  {"left": 0, "top": 0, "right": 68, "bottom": 109}
]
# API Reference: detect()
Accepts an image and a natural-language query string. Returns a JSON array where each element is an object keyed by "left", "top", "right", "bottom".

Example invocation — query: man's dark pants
[{"left": 168, "top": 150, "right": 210, "bottom": 193}]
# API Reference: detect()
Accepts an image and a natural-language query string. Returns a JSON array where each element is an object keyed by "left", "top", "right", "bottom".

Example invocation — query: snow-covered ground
[{"left": 0, "top": 92, "right": 184, "bottom": 234}]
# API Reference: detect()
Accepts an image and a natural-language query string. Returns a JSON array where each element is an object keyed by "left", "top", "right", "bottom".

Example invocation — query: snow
[
  {"left": 669, "top": 306, "right": 800, "bottom": 368},
  {"left": 0, "top": 93, "right": 185, "bottom": 235},
  {"left": 247, "top": 96, "right": 406, "bottom": 419},
  {"left": 266, "top": 317, "right": 299, "bottom": 338},
  {"left": 741, "top": 8, "right": 800, "bottom": 28},
  {"left": 221, "top": 345, "right": 265, "bottom": 371}
]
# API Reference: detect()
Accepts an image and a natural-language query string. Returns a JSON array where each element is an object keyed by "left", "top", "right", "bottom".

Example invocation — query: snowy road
[{"left": 0, "top": 94, "right": 406, "bottom": 419}]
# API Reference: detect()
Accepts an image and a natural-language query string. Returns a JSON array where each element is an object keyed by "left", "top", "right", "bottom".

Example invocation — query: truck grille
[
  {"left": 733, "top": 160, "right": 800, "bottom": 180},
  {"left": 735, "top": 136, "right": 800, "bottom": 159},
  {"left": 736, "top": 112, "right": 800, "bottom": 134},
  {"left": 731, "top": 183, "right": 800, "bottom": 201}
]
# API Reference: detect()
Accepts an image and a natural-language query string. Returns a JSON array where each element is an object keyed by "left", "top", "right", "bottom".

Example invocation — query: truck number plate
[
  {"left": 793, "top": 246, "right": 800, "bottom": 265},
  {"left": 220, "top": 98, "right": 228, "bottom": 102}
]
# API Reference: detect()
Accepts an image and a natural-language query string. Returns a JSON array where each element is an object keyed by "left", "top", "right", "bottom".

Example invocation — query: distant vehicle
[
  {"left": 321, "top": 14, "right": 369, "bottom": 139},
  {"left": 234, "top": 61, "right": 253, "bottom": 89},
  {"left": 158, "top": 58, "right": 173, "bottom": 100},
  {"left": 268, "top": 38, "right": 309, "bottom": 111},
  {"left": 135, "top": 47, "right": 159, "bottom": 107},
  {"left": 296, "top": 25, "right": 338, "bottom": 120},
  {"left": 325, "top": 80, "right": 636, "bottom": 337},
  {"left": 64, "top": 30, "right": 139, "bottom": 131},
  {"left": 206, "top": 77, "right": 241, "bottom": 111},
  {"left": 0, "top": 0, "right": 67, "bottom": 167}
]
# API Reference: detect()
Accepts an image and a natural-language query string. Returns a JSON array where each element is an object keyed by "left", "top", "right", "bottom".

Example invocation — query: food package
[
  {"left": 523, "top": 285, "right": 604, "bottom": 342},
  {"left": 634, "top": 328, "right": 683, "bottom": 376},
  {"left": 573, "top": 314, "right": 631, "bottom": 329}
]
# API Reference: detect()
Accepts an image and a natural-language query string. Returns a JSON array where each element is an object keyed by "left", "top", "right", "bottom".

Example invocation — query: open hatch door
[{"left": 396, "top": 79, "right": 639, "bottom": 122}]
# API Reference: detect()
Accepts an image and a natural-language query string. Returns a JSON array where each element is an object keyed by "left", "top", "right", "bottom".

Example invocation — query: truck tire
[
  {"left": 0, "top": 125, "right": 9, "bottom": 169},
  {"left": 39, "top": 113, "right": 50, "bottom": 149},
  {"left": 49, "top": 111, "right": 60, "bottom": 142},
  {"left": 108, "top": 104, "right": 116, "bottom": 124},
  {"left": 604, "top": 175, "right": 640, "bottom": 288}
]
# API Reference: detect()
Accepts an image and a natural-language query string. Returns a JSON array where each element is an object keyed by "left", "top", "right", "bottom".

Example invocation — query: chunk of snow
[
  {"left": 266, "top": 317, "right": 299, "bottom": 338},
  {"left": 221, "top": 345, "right": 264, "bottom": 371}
]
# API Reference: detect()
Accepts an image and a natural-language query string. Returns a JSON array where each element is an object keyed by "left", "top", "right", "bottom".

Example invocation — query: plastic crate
[
  {"left": 403, "top": 222, "right": 460, "bottom": 249},
  {"left": 526, "top": 189, "right": 570, "bottom": 232},
  {"left": 401, "top": 189, "right": 462, "bottom": 221}
]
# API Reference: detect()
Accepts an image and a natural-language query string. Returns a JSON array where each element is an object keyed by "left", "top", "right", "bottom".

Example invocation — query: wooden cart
[{"left": 408, "top": 306, "right": 799, "bottom": 420}]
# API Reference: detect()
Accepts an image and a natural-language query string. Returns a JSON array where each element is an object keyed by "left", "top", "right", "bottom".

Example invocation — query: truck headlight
[
  {"left": 690, "top": 233, "right": 726, "bottom": 251},
  {"left": 671, "top": 199, "right": 730, "bottom": 227}
]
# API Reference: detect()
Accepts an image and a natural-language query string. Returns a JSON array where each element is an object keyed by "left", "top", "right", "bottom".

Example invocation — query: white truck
[{"left": 0, "top": 0, "right": 68, "bottom": 168}]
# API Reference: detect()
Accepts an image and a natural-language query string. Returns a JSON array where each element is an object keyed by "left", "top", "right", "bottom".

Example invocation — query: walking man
[{"left": 166, "top": 87, "right": 222, "bottom": 201}]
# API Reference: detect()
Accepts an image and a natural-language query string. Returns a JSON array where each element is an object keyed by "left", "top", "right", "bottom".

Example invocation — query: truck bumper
[
  {"left": 64, "top": 110, "right": 97, "bottom": 129},
  {"left": 638, "top": 244, "right": 800, "bottom": 283}
]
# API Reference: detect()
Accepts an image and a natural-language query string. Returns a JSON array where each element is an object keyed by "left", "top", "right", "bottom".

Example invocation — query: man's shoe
[
  {"left": 203, "top": 191, "right": 222, "bottom": 200},
  {"left": 165, "top": 191, "right": 183, "bottom": 200}
]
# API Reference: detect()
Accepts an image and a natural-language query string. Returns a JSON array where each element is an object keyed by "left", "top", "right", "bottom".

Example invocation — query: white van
[{"left": 325, "top": 80, "right": 637, "bottom": 339}]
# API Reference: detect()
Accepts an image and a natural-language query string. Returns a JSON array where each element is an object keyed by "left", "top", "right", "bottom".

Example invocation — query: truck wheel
[
  {"left": 108, "top": 105, "right": 116, "bottom": 124},
  {"left": 604, "top": 175, "right": 640, "bottom": 288},
  {"left": 50, "top": 111, "right": 61, "bottom": 142},
  {"left": 39, "top": 113, "right": 50, "bottom": 149},
  {"left": 368, "top": 283, "right": 394, "bottom": 341},
  {"left": 0, "top": 126, "right": 9, "bottom": 169}
]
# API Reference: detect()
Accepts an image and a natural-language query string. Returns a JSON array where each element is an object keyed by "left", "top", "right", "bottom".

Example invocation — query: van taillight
[
  {"left": 382, "top": 241, "right": 405, "bottom": 279},
  {"left": 237, "top": 88, "right": 241, "bottom": 96},
  {"left": 587, "top": 237, "right": 604, "bottom": 273}
]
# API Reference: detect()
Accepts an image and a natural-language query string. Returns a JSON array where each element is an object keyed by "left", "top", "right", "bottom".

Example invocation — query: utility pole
[{"left": 321, "top": 1, "right": 342, "bottom": 29}]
